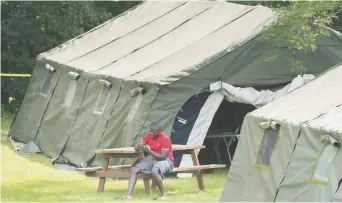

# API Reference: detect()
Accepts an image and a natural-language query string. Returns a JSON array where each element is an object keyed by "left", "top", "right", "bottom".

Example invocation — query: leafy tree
[
  {"left": 259, "top": 1, "right": 342, "bottom": 52},
  {"left": 231, "top": 0, "right": 342, "bottom": 70}
]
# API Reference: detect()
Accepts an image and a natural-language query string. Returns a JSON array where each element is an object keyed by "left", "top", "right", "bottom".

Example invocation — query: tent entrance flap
[
  {"left": 170, "top": 92, "right": 211, "bottom": 168},
  {"left": 199, "top": 100, "right": 256, "bottom": 166}
]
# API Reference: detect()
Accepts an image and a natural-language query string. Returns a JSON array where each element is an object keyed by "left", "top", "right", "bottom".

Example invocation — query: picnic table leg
[
  {"left": 97, "top": 156, "right": 110, "bottom": 193},
  {"left": 191, "top": 150, "right": 205, "bottom": 191}
]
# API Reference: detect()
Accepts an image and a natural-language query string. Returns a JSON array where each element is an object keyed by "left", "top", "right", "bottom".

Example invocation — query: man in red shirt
[{"left": 118, "top": 121, "right": 174, "bottom": 200}]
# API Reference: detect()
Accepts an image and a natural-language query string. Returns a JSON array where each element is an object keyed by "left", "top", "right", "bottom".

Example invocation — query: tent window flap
[
  {"left": 40, "top": 71, "right": 54, "bottom": 95},
  {"left": 256, "top": 128, "right": 279, "bottom": 167},
  {"left": 64, "top": 80, "right": 77, "bottom": 107},
  {"left": 310, "top": 141, "right": 339, "bottom": 185},
  {"left": 93, "top": 86, "right": 111, "bottom": 114},
  {"left": 64, "top": 72, "right": 80, "bottom": 107},
  {"left": 40, "top": 64, "right": 56, "bottom": 96}
]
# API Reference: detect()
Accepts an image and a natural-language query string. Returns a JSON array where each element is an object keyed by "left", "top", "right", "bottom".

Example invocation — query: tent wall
[
  {"left": 89, "top": 82, "right": 159, "bottom": 167},
  {"left": 220, "top": 115, "right": 301, "bottom": 201},
  {"left": 275, "top": 124, "right": 342, "bottom": 202},
  {"left": 88, "top": 82, "right": 138, "bottom": 166},
  {"left": 58, "top": 76, "right": 123, "bottom": 166},
  {"left": 35, "top": 65, "right": 88, "bottom": 158},
  {"left": 335, "top": 183, "right": 342, "bottom": 202},
  {"left": 275, "top": 105, "right": 342, "bottom": 202},
  {"left": 10, "top": 58, "right": 63, "bottom": 143}
]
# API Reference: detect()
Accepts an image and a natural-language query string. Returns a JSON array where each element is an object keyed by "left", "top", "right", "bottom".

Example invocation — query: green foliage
[
  {"left": 259, "top": 1, "right": 342, "bottom": 70},
  {"left": 259, "top": 1, "right": 342, "bottom": 52},
  {"left": 1, "top": 1, "right": 140, "bottom": 113},
  {"left": 232, "top": 1, "right": 342, "bottom": 71},
  {"left": 229, "top": 1, "right": 290, "bottom": 8}
]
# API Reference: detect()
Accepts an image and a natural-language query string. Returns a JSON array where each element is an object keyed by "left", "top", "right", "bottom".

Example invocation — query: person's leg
[
  {"left": 126, "top": 167, "right": 141, "bottom": 198},
  {"left": 151, "top": 160, "right": 173, "bottom": 200},
  {"left": 120, "top": 157, "right": 153, "bottom": 199}
]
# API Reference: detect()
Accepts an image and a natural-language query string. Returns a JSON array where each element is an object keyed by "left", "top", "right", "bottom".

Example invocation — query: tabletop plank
[
  {"left": 95, "top": 144, "right": 205, "bottom": 154},
  {"left": 173, "top": 144, "right": 205, "bottom": 151}
]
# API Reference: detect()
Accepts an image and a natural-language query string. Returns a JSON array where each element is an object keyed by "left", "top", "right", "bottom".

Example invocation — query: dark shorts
[{"left": 135, "top": 155, "right": 173, "bottom": 175}]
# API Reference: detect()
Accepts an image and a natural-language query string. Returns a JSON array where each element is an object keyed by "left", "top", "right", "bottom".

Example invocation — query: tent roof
[
  {"left": 40, "top": 1, "right": 277, "bottom": 84},
  {"left": 250, "top": 63, "right": 342, "bottom": 128}
]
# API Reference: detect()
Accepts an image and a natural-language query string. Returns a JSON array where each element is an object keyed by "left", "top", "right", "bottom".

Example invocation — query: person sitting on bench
[{"left": 117, "top": 120, "right": 174, "bottom": 200}]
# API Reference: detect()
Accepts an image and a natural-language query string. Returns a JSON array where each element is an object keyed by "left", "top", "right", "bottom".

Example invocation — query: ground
[{"left": 1, "top": 111, "right": 228, "bottom": 202}]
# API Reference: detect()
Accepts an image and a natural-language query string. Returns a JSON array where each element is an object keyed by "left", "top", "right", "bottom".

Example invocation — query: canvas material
[
  {"left": 10, "top": 58, "right": 63, "bottom": 143},
  {"left": 275, "top": 124, "right": 342, "bottom": 202},
  {"left": 9, "top": 1, "right": 342, "bottom": 170},
  {"left": 35, "top": 66, "right": 88, "bottom": 158},
  {"left": 59, "top": 77, "right": 123, "bottom": 166},
  {"left": 220, "top": 65, "right": 342, "bottom": 202}
]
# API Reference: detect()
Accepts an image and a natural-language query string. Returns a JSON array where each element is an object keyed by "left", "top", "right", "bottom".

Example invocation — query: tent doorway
[
  {"left": 170, "top": 91, "right": 256, "bottom": 169},
  {"left": 198, "top": 100, "right": 255, "bottom": 167}
]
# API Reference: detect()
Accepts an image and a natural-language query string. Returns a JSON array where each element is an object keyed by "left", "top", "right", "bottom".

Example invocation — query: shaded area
[{"left": 199, "top": 101, "right": 256, "bottom": 167}]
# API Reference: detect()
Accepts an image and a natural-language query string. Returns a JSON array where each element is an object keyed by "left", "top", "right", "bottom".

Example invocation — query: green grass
[{"left": 1, "top": 112, "right": 228, "bottom": 202}]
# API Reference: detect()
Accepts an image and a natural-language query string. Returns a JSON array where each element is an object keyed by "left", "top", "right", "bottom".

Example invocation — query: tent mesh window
[
  {"left": 256, "top": 128, "right": 279, "bottom": 167},
  {"left": 93, "top": 85, "right": 111, "bottom": 115},
  {"left": 40, "top": 70, "right": 54, "bottom": 96},
  {"left": 64, "top": 80, "right": 77, "bottom": 107},
  {"left": 310, "top": 142, "right": 340, "bottom": 185}
]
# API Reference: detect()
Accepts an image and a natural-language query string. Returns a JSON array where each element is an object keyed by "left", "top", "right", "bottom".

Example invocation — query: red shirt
[{"left": 141, "top": 132, "right": 174, "bottom": 163}]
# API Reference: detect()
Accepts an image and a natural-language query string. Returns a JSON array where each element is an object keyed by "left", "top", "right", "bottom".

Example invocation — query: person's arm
[
  {"left": 145, "top": 149, "right": 167, "bottom": 161},
  {"left": 134, "top": 141, "right": 144, "bottom": 151},
  {"left": 135, "top": 135, "right": 148, "bottom": 151},
  {"left": 143, "top": 137, "right": 170, "bottom": 161}
]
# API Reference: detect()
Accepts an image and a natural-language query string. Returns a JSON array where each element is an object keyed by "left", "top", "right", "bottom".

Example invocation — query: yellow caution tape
[{"left": 0, "top": 73, "right": 31, "bottom": 77}]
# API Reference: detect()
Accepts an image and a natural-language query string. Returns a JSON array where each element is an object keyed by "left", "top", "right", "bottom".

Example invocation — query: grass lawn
[{"left": 1, "top": 112, "right": 228, "bottom": 202}]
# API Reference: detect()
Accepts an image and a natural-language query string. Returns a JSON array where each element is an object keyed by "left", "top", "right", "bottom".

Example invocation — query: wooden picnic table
[{"left": 78, "top": 144, "right": 225, "bottom": 195}]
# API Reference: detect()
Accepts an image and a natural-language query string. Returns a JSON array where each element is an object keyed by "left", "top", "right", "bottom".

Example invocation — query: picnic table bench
[{"left": 76, "top": 144, "right": 225, "bottom": 195}]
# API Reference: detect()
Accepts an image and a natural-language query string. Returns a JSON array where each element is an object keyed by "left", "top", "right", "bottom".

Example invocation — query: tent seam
[
  {"left": 151, "top": 9, "right": 274, "bottom": 86},
  {"left": 92, "top": 2, "right": 218, "bottom": 73},
  {"left": 128, "top": 6, "right": 257, "bottom": 78},
  {"left": 68, "top": 2, "right": 188, "bottom": 63}
]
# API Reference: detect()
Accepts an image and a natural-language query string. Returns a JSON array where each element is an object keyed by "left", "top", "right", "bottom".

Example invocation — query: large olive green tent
[
  {"left": 220, "top": 63, "right": 342, "bottom": 202},
  {"left": 9, "top": 1, "right": 342, "bottom": 169}
]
